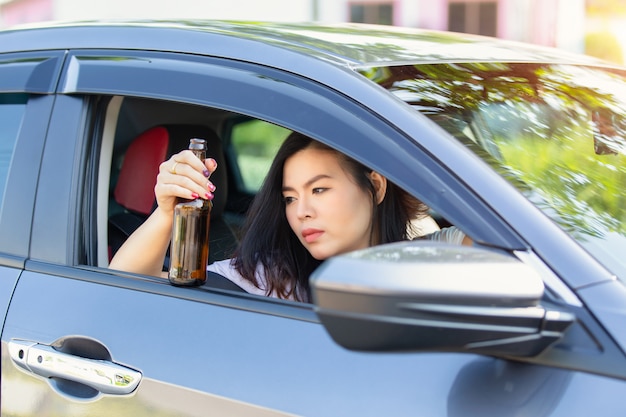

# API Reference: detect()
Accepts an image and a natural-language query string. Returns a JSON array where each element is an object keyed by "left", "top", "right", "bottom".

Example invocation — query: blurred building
[
  {"left": 0, "top": 0, "right": 586, "bottom": 54},
  {"left": 325, "top": 0, "right": 584, "bottom": 53}
]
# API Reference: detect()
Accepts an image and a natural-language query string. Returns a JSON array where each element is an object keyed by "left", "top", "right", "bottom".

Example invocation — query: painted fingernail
[
  {"left": 207, "top": 181, "right": 216, "bottom": 192},
  {"left": 205, "top": 192, "right": 214, "bottom": 200},
  {"left": 203, "top": 169, "right": 210, "bottom": 177},
  {"left": 191, "top": 192, "right": 200, "bottom": 199}
]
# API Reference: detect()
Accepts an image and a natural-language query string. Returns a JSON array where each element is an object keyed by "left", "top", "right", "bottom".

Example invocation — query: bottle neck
[
  {"left": 191, "top": 150, "right": 206, "bottom": 160},
  {"left": 188, "top": 138, "right": 207, "bottom": 161}
]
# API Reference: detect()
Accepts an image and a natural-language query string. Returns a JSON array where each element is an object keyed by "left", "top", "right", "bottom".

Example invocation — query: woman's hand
[
  {"left": 156, "top": 150, "right": 217, "bottom": 216},
  {"left": 110, "top": 150, "right": 217, "bottom": 276}
]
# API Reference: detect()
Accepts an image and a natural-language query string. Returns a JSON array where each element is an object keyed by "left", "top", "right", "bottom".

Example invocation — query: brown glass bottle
[{"left": 168, "top": 138, "right": 212, "bottom": 286}]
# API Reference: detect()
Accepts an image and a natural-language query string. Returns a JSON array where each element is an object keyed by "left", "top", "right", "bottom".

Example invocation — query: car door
[
  {"left": 0, "top": 50, "right": 63, "bottom": 403},
  {"left": 3, "top": 48, "right": 626, "bottom": 417}
]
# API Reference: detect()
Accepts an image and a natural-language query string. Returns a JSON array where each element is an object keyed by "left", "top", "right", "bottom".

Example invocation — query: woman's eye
[
  {"left": 312, "top": 187, "right": 327, "bottom": 194},
  {"left": 283, "top": 195, "right": 296, "bottom": 205}
]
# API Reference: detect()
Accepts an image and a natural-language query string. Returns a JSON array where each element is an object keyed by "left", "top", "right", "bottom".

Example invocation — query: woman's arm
[
  {"left": 108, "top": 206, "right": 173, "bottom": 276},
  {"left": 109, "top": 150, "right": 217, "bottom": 276}
]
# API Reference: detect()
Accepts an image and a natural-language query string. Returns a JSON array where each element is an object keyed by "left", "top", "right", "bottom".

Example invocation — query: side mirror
[{"left": 311, "top": 241, "right": 574, "bottom": 358}]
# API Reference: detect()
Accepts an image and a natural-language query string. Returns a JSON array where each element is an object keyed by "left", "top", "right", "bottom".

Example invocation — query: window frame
[
  {"left": 0, "top": 51, "right": 63, "bottom": 262},
  {"left": 56, "top": 49, "right": 523, "bottom": 256}
]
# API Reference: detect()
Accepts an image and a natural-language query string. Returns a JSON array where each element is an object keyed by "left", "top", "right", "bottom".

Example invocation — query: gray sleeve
[{"left": 423, "top": 226, "right": 466, "bottom": 245}]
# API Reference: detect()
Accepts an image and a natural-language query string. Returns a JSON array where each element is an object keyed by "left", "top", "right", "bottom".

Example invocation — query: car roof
[{"left": 0, "top": 20, "right": 610, "bottom": 69}]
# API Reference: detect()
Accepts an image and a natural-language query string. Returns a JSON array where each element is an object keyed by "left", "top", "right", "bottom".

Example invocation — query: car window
[
  {"left": 65, "top": 49, "right": 512, "bottom": 258},
  {"left": 66, "top": 49, "right": 520, "bottom": 281},
  {"left": 364, "top": 62, "right": 626, "bottom": 280},
  {"left": 0, "top": 93, "right": 27, "bottom": 215},
  {"left": 98, "top": 95, "right": 453, "bottom": 274},
  {"left": 227, "top": 118, "right": 291, "bottom": 193}
]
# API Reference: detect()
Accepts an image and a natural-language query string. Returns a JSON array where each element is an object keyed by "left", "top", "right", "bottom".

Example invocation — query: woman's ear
[{"left": 369, "top": 171, "right": 387, "bottom": 205}]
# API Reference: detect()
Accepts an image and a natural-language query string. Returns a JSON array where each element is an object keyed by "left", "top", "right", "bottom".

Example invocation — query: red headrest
[{"left": 114, "top": 126, "right": 169, "bottom": 215}]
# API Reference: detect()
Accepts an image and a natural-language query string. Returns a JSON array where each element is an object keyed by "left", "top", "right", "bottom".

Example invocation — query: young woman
[{"left": 110, "top": 132, "right": 467, "bottom": 302}]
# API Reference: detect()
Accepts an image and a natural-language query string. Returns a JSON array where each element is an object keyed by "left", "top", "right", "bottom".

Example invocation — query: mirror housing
[{"left": 311, "top": 241, "right": 574, "bottom": 358}]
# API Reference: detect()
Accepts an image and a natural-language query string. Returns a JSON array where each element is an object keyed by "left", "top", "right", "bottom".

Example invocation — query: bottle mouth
[{"left": 189, "top": 138, "right": 206, "bottom": 150}]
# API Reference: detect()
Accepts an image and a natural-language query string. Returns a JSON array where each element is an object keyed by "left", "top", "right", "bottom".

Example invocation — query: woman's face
[{"left": 282, "top": 147, "right": 374, "bottom": 260}]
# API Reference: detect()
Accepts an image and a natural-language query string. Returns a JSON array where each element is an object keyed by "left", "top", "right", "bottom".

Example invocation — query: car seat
[{"left": 108, "top": 124, "right": 238, "bottom": 268}]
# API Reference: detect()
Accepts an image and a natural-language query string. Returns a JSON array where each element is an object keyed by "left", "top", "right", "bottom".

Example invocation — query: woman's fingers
[
  {"left": 156, "top": 151, "right": 217, "bottom": 205},
  {"left": 161, "top": 150, "right": 204, "bottom": 176},
  {"left": 204, "top": 157, "right": 218, "bottom": 177}
]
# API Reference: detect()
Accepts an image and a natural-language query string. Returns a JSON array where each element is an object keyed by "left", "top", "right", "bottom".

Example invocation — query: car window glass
[
  {"left": 229, "top": 119, "right": 291, "bottom": 193},
  {"left": 0, "top": 93, "right": 27, "bottom": 215},
  {"left": 365, "top": 63, "right": 626, "bottom": 279}
]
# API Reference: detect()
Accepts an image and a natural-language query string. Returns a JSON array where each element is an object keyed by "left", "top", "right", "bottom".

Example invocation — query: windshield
[{"left": 361, "top": 63, "right": 626, "bottom": 281}]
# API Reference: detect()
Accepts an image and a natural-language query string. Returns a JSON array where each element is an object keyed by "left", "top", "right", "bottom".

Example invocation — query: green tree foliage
[{"left": 363, "top": 62, "right": 626, "bottom": 239}]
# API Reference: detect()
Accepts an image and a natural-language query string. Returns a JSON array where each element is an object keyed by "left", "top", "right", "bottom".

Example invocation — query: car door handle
[{"left": 8, "top": 339, "right": 142, "bottom": 396}]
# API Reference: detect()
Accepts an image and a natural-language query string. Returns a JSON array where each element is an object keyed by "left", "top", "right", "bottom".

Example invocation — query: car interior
[
  {"left": 100, "top": 96, "right": 261, "bottom": 270},
  {"left": 107, "top": 123, "right": 238, "bottom": 265},
  {"left": 98, "top": 95, "right": 446, "bottom": 290}
]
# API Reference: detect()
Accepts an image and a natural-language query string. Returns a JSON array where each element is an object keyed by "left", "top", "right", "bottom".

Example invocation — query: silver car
[{"left": 1, "top": 20, "right": 626, "bottom": 416}]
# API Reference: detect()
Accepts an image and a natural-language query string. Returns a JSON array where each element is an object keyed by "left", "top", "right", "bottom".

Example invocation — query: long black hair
[{"left": 233, "top": 132, "right": 427, "bottom": 302}]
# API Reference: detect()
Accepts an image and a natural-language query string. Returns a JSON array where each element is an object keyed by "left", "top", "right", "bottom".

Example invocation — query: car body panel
[
  {"left": 0, "top": 267, "right": 19, "bottom": 335},
  {"left": 577, "top": 280, "right": 626, "bottom": 353},
  {"left": 0, "top": 21, "right": 609, "bottom": 68},
  {"left": 0, "top": 51, "right": 65, "bottom": 93},
  {"left": 3, "top": 267, "right": 626, "bottom": 417},
  {"left": 28, "top": 94, "right": 88, "bottom": 264},
  {"left": 0, "top": 96, "right": 55, "bottom": 260}
]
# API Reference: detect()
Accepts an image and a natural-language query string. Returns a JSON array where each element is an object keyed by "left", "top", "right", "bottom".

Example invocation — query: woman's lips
[{"left": 302, "top": 228, "right": 324, "bottom": 243}]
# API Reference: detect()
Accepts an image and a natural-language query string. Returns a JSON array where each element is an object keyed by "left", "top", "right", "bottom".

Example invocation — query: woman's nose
[{"left": 296, "top": 197, "right": 314, "bottom": 220}]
